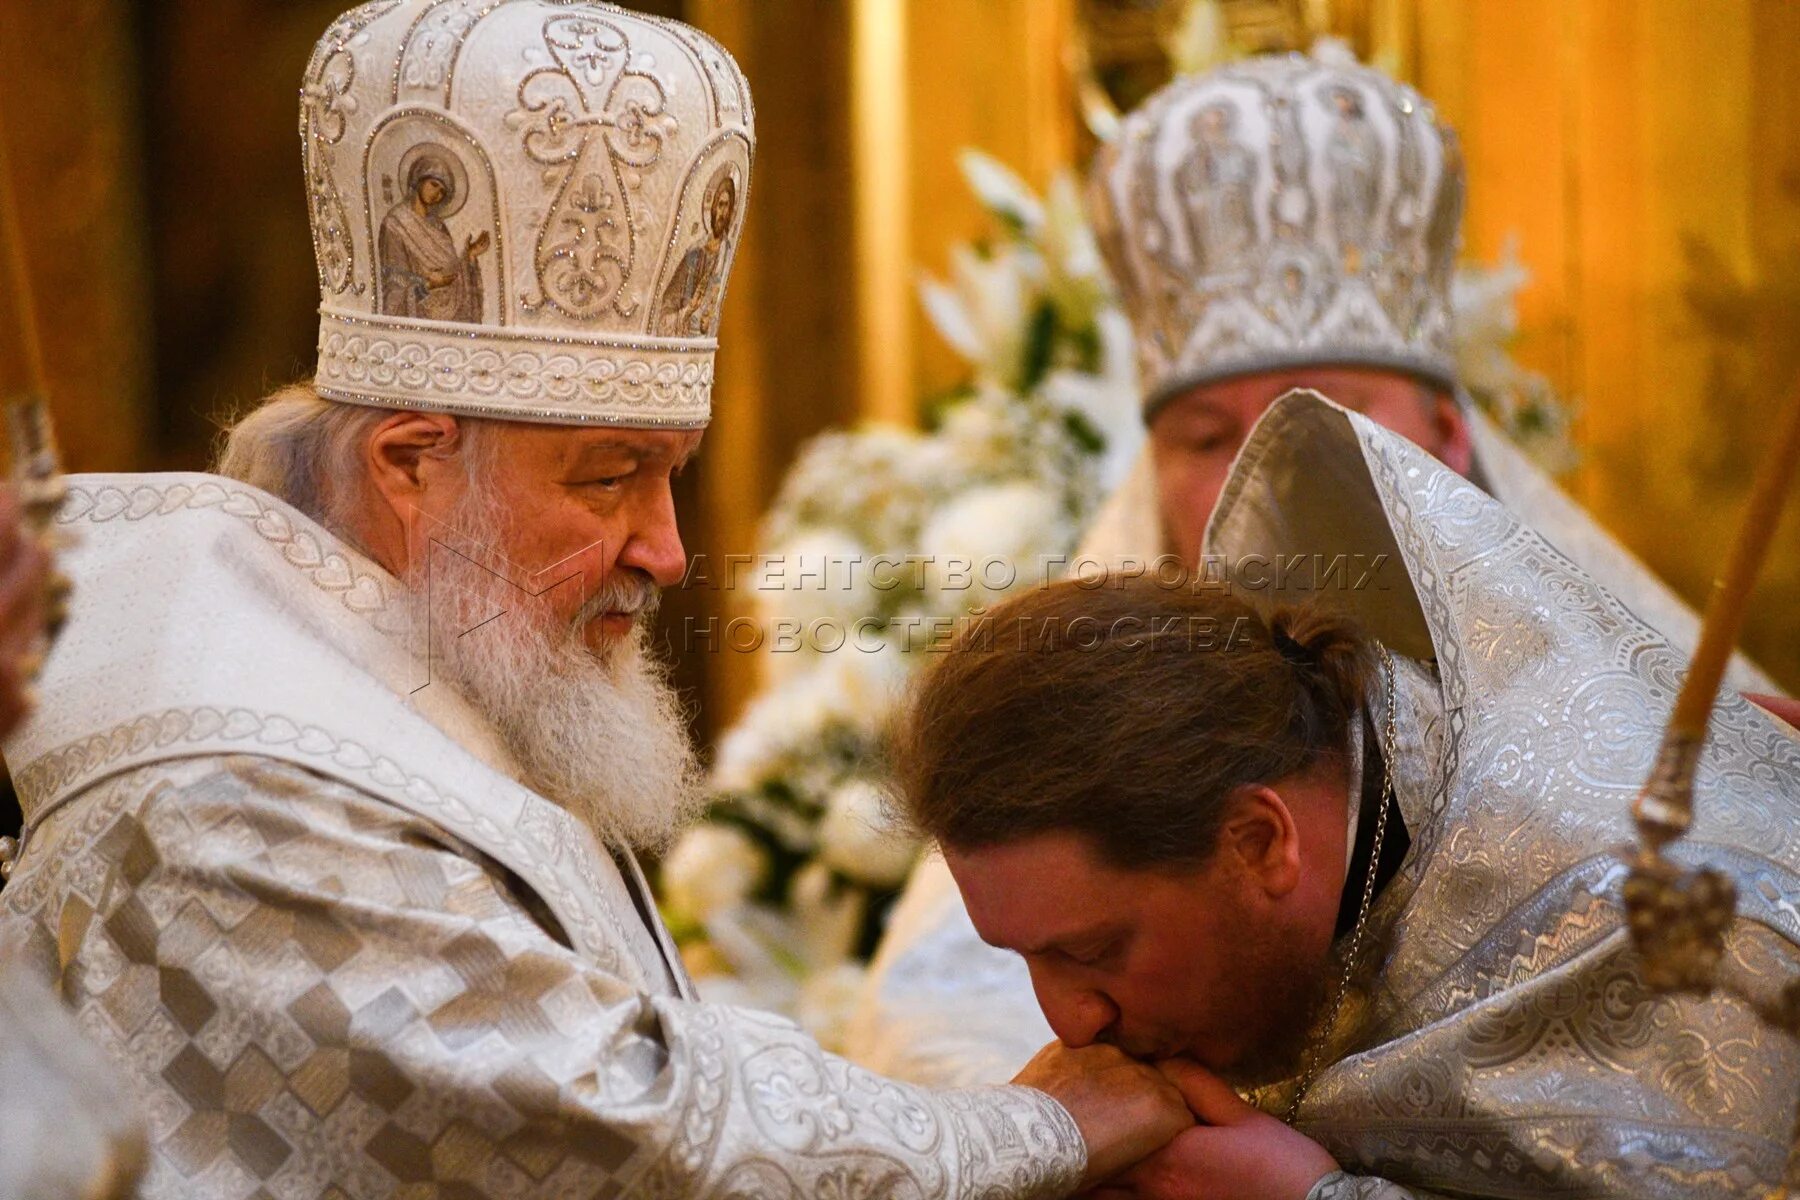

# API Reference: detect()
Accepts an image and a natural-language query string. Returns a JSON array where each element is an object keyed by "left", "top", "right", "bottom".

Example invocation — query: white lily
[
  {"left": 1042, "top": 171, "right": 1103, "bottom": 284},
  {"left": 918, "top": 479, "right": 1071, "bottom": 604},
  {"left": 818, "top": 778, "right": 921, "bottom": 890},
  {"left": 918, "top": 244, "right": 1039, "bottom": 387},
  {"left": 957, "top": 148, "right": 1044, "bottom": 235},
  {"left": 661, "top": 824, "right": 769, "bottom": 923}
]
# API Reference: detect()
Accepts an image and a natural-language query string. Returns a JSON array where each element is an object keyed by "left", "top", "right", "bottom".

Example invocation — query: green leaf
[
  {"left": 993, "top": 209, "right": 1031, "bottom": 240},
  {"left": 922, "top": 384, "right": 979, "bottom": 430},
  {"left": 1066, "top": 320, "right": 1103, "bottom": 375},
  {"left": 1018, "top": 301, "right": 1058, "bottom": 392},
  {"left": 1063, "top": 410, "right": 1107, "bottom": 456},
  {"left": 661, "top": 907, "right": 706, "bottom": 944}
]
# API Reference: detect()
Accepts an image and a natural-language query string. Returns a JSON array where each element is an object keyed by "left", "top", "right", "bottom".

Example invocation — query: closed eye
[
  {"left": 579, "top": 474, "right": 630, "bottom": 491},
  {"left": 1061, "top": 939, "right": 1120, "bottom": 969}
]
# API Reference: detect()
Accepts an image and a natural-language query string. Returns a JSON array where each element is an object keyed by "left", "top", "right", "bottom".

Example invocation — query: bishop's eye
[
  {"left": 1187, "top": 430, "right": 1236, "bottom": 455},
  {"left": 578, "top": 472, "right": 631, "bottom": 492}
]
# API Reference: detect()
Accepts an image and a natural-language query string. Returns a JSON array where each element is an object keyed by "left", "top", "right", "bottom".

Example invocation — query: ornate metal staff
[{"left": 1622, "top": 374, "right": 1800, "bottom": 1196}]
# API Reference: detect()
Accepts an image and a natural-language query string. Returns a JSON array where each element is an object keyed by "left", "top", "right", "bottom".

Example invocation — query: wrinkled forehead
[{"left": 490, "top": 423, "right": 705, "bottom": 469}]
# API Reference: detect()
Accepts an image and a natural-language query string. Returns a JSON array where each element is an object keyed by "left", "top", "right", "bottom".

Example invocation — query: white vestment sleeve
[{"left": 0, "top": 756, "right": 1085, "bottom": 1200}]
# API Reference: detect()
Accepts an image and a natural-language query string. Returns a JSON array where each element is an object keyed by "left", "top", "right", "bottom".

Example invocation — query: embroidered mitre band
[
  {"left": 303, "top": 1, "right": 754, "bottom": 427},
  {"left": 1089, "top": 51, "right": 1462, "bottom": 417}
]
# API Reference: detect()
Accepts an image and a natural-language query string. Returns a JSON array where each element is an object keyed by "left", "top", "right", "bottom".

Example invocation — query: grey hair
[
  {"left": 214, "top": 383, "right": 389, "bottom": 535},
  {"left": 214, "top": 382, "right": 495, "bottom": 550}
]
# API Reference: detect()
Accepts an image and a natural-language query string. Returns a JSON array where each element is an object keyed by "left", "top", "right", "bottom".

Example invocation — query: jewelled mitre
[
  {"left": 1089, "top": 51, "right": 1462, "bottom": 417},
  {"left": 302, "top": 1, "right": 753, "bottom": 426}
]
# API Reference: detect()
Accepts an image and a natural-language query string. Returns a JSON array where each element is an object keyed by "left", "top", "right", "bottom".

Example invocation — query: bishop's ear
[
  {"left": 1218, "top": 784, "right": 1303, "bottom": 899},
  {"left": 365, "top": 411, "right": 464, "bottom": 508},
  {"left": 359, "top": 411, "right": 470, "bottom": 574},
  {"left": 1433, "top": 394, "right": 1475, "bottom": 476}
]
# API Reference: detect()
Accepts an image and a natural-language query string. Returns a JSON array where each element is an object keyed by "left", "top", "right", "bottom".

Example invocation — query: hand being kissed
[{"left": 1083, "top": 1060, "right": 1339, "bottom": 1200}]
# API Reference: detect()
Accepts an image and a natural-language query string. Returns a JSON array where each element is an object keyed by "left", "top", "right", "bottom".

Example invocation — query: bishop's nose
[{"left": 615, "top": 490, "right": 688, "bottom": 590}]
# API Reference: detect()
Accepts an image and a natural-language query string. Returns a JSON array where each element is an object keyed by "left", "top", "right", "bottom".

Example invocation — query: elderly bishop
[{"left": 0, "top": 5, "right": 1193, "bottom": 1197}]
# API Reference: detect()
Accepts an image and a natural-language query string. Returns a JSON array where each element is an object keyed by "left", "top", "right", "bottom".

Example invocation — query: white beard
[{"left": 404, "top": 496, "right": 703, "bottom": 853}]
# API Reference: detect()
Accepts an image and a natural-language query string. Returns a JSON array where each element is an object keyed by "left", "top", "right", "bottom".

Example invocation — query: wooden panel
[
  {"left": 853, "top": 0, "right": 915, "bottom": 425},
  {"left": 0, "top": 0, "right": 148, "bottom": 473},
  {"left": 907, "top": 0, "right": 1078, "bottom": 400},
  {"left": 1412, "top": 0, "right": 1800, "bottom": 689}
]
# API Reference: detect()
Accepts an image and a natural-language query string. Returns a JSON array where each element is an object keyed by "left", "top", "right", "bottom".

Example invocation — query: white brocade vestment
[
  {"left": 0, "top": 474, "right": 1085, "bottom": 1200},
  {"left": 849, "top": 397, "right": 1800, "bottom": 1198}
]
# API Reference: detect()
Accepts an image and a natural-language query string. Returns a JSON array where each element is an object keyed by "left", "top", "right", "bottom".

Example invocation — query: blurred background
[{"left": 1, "top": 0, "right": 1797, "bottom": 760}]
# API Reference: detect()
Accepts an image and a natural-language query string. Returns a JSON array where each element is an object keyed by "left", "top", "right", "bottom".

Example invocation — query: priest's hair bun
[{"left": 1269, "top": 604, "right": 1375, "bottom": 753}]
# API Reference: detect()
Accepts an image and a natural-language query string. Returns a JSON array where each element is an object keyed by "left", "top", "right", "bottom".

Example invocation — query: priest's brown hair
[{"left": 895, "top": 579, "right": 1375, "bottom": 869}]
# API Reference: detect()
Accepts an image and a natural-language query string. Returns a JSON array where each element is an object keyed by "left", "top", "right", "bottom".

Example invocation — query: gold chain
[{"left": 1285, "top": 644, "right": 1398, "bottom": 1125}]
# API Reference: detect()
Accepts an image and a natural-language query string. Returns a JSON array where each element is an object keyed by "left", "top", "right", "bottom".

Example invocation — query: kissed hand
[
  {"left": 1011, "top": 1041, "right": 1194, "bottom": 1189},
  {"left": 1085, "top": 1060, "right": 1337, "bottom": 1200}
]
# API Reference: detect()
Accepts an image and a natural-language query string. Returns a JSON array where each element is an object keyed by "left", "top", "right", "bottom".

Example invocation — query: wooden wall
[{"left": 1416, "top": 0, "right": 1800, "bottom": 689}]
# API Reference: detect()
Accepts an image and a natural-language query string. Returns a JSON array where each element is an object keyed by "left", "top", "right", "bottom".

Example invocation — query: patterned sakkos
[
  {"left": 0, "top": 473, "right": 1085, "bottom": 1199},
  {"left": 1206, "top": 392, "right": 1800, "bottom": 1198},
  {"left": 302, "top": 0, "right": 754, "bottom": 426},
  {"left": 1088, "top": 51, "right": 1462, "bottom": 414}
]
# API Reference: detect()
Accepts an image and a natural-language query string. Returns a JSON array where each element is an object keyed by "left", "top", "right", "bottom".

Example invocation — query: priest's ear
[
  {"left": 1217, "top": 783, "right": 1303, "bottom": 900},
  {"left": 365, "top": 409, "right": 468, "bottom": 500}
]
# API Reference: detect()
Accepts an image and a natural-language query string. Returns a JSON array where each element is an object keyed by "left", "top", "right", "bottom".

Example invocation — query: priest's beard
[
  {"left": 406, "top": 492, "right": 703, "bottom": 854},
  {"left": 1211, "top": 905, "right": 1336, "bottom": 1091}
]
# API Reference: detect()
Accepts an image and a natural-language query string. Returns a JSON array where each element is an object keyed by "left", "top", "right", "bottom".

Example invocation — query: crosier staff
[{"left": 1623, "top": 374, "right": 1800, "bottom": 1196}]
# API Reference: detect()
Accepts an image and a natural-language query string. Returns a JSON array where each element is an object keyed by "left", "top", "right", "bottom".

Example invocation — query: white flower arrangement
[
  {"left": 660, "top": 824, "right": 768, "bottom": 922},
  {"left": 658, "top": 144, "right": 1575, "bottom": 1040}
]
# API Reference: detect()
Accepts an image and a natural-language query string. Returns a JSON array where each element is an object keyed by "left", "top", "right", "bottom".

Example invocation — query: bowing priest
[
  {"left": 0, "top": 5, "right": 1196, "bottom": 1197},
  {"left": 849, "top": 47, "right": 1796, "bottom": 1086},
  {"left": 898, "top": 389, "right": 1800, "bottom": 1200}
]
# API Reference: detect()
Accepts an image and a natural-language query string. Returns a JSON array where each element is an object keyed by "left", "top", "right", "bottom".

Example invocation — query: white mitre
[
  {"left": 1073, "top": 48, "right": 1780, "bottom": 693},
  {"left": 1088, "top": 47, "right": 1460, "bottom": 417},
  {"left": 304, "top": 0, "right": 754, "bottom": 426}
]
